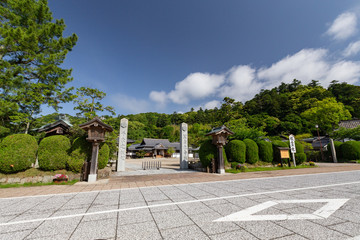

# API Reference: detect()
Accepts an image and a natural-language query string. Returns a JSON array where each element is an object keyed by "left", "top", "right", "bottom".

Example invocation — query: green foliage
[
  {"left": 0, "top": 134, "right": 38, "bottom": 173},
  {"left": 68, "top": 137, "right": 91, "bottom": 173},
  {"left": 0, "top": 0, "right": 78, "bottom": 133},
  {"left": 333, "top": 141, "right": 343, "bottom": 159},
  {"left": 301, "top": 98, "right": 351, "bottom": 133},
  {"left": 136, "top": 150, "right": 146, "bottom": 158},
  {"left": 199, "top": 139, "right": 217, "bottom": 168},
  {"left": 295, "top": 153, "right": 307, "bottom": 165},
  {"left": 243, "top": 139, "right": 259, "bottom": 164},
  {"left": 227, "top": 119, "right": 266, "bottom": 141},
  {"left": 331, "top": 126, "right": 360, "bottom": 141},
  {"left": 226, "top": 140, "right": 246, "bottom": 163},
  {"left": 38, "top": 135, "right": 71, "bottom": 171},
  {"left": 258, "top": 141, "right": 273, "bottom": 163},
  {"left": 272, "top": 140, "right": 288, "bottom": 163},
  {"left": 74, "top": 87, "right": 115, "bottom": 119},
  {"left": 98, "top": 143, "right": 110, "bottom": 169},
  {"left": 340, "top": 141, "right": 360, "bottom": 161}
]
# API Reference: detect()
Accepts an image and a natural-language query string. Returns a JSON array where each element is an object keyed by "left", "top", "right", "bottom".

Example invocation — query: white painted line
[
  {"left": 1, "top": 169, "right": 360, "bottom": 200},
  {"left": 0, "top": 181, "right": 359, "bottom": 226},
  {"left": 214, "top": 199, "right": 349, "bottom": 222}
]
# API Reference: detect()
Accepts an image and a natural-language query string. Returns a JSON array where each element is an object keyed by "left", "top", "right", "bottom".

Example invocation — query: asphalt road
[{"left": 1, "top": 170, "right": 360, "bottom": 240}]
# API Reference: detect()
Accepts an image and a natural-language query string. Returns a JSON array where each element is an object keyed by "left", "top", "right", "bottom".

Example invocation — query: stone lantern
[
  {"left": 206, "top": 125, "right": 234, "bottom": 174},
  {"left": 79, "top": 117, "right": 113, "bottom": 182}
]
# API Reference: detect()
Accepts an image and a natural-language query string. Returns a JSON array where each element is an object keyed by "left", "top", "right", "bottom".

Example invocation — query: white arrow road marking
[{"left": 214, "top": 199, "right": 349, "bottom": 222}]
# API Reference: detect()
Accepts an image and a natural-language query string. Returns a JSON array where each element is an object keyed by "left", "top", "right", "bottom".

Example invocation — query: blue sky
[{"left": 45, "top": 0, "right": 360, "bottom": 116}]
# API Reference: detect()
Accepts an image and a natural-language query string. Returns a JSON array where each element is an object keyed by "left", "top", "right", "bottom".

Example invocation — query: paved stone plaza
[{"left": 0, "top": 169, "right": 360, "bottom": 240}]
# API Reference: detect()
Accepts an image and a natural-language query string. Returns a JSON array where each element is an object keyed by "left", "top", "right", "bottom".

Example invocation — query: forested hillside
[{"left": 3, "top": 79, "right": 356, "bottom": 149}]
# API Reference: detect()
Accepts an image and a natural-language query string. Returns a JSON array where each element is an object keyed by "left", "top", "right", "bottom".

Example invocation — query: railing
[{"left": 142, "top": 161, "right": 161, "bottom": 170}]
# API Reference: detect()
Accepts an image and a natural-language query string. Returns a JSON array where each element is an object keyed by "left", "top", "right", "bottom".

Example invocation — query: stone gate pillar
[
  {"left": 117, "top": 118, "right": 128, "bottom": 172},
  {"left": 180, "top": 122, "right": 189, "bottom": 169}
]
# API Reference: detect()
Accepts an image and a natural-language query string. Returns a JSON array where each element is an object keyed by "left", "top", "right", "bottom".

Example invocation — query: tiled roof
[{"left": 339, "top": 120, "right": 360, "bottom": 129}]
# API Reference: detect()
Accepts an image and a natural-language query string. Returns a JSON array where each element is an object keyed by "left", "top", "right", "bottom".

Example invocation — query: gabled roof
[
  {"left": 206, "top": 125, "right": 234, "bottom": 136},
  {"left": 339, "top": 120, "right": 360, "bottom": 129},
  {"left": 141, "top": 138, "right": 171, "bottom": 147},
  {"left": 37, "top": 120, "right": 72, "bottom": 133},
  {"left": 79, "top": 117, "right": 113, "bottom": 132}
]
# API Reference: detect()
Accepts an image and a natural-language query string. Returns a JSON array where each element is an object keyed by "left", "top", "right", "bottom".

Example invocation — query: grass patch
[
  {"left": 0, "top": 168, "right": 76, "bottom": 179},
  {"left": 0, "top": 179, "right": 79, "bottom": 188},
  {"left": 226, "top": 164, "right": 315, "bottom": 174}
]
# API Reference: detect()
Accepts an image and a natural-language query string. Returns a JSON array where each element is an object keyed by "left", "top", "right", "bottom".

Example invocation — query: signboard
[
  {"left": 289, "top": 134, "right": 296, "bottom": 153},
  {"left": 280, "top": 149, "right": 290, "bottom": 159}
]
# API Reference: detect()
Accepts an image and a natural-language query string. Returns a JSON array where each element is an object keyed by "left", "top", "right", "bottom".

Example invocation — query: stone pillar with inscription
[
  {"left": 180, "top": 122, "right": 189, "bottom": 169},
  {"left": 117, "top": 118, "right": 128, "bottom": 172}
]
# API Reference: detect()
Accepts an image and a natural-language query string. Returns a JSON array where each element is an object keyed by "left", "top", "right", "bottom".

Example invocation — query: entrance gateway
[{"left": 116, "top": 119, "right": 189, "bottom": 171}]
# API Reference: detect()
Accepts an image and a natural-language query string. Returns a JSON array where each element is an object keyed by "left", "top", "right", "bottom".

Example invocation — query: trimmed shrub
[
  {"left": 258, "top": 141, "right": 273, "bottom": 163},
  {"left": 243, "top": 139, "right": 259, "bottom": 164},
  {"left": 68, "top": 137, "right": 91, "bottom": 173},
  {"left": 98, "top": 143, "right": 110, "bottom": 169},
  {"left": 0, "top": 134, "right": 38, "bottom": 173},
  {"left": 226, "top": 140, "right": 246, "bottom": 163},
  {"left": 272, "top": 140, "right": 288, "bottom": 163},
  {"left": 38, "top": 135, "right": 71, "bottom": 171},
  {"left": 199, "top": 140, "right": 228, "bottom": 168},
  {"left": 340, "top": 141, "right": 360, "bottom": 161},
  {"left": 199, "top": 140, "right": 217, "bottom": 168},
  {"left": 294, "top": 141, "right": 306, "bottom": 165},
  {"left": 333, "top": 141, "right": 343, "bottom": 160}
]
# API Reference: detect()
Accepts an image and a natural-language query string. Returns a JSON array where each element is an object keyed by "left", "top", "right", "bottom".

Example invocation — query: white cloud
[
  {"left": 324, "top": 61, "right": 360, "bottom": 85},
  {"left": 220, "top": 65, "right": 262, "bottom": 102},
  {"left": 343, "top": 40, "right": 360, "bottom": 57},
  {"left": 326, "top": 12, "right": 357, "bottom": 40},
  {"left": 168, "top": 72, "right": 225, "bottom": 104},
  {"left": 257, "top": 49, "right": 329, "bottom": 86},
  {"left": 110, "top": 93, "right": 150, "bottom": 114},
  {"left": 204, "top": 100, "right": 221, "bottom": 110},
  {"left": 149, "top": 91, "right": 167, "bottom": 105}
]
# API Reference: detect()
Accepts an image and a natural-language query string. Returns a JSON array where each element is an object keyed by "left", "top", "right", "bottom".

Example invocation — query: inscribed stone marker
[
  {"left": 117, "top": 118, "right": 128, "bottom": 172},
  {"left": 180, "top": 122, "right": 189, "bottom": 169}
]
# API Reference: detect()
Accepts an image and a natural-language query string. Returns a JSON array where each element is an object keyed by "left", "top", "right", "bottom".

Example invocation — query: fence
[{"left": 142, "top": 161, "right": 161, "bottom": 170}]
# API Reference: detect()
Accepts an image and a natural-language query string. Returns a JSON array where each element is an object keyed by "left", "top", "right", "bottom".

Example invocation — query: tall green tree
[
  {"left": 73, "top": 87, "right": 115, "bottom": 119},
  {"left": 0, "top": 0, "right": 78, "bottom": 133}
]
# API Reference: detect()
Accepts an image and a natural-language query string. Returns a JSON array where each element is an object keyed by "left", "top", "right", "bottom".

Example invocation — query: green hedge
[
  {"left": 243, "top": 139, "right": 259, "bottom": 164},
  {"left": 226, "top": 140, "right": 246, "bottom": 163},
  {"left": 199, "top": 139, "right": 228, "bottom": 168},
  {"left": 272, "top": 140, "right": 288, "bottom": 163},
  {"left": 68, "top": 137, "right": 91, "bottom": 173},
  {"left": 0, "top": 134, "right": 38, "bottom": 173},
  {"left": 294, "top": 141, "right": 306, "bottom": 164},
  {"left": 258, "top": 141, "right": 273, "bottom": 163},
  {"left": 333, "top": 141, "right": 343, "bottom": 160},
  {"left": 98, "top": 143, "right": 110, "bottom": 169},
  {"left": 199, "top": 140, "right": 217, "bottom": 168},
  {"left": 340, "top": 141, "right": 360, "bottom": 161},
  {"left": 38, "top": 135, "right": 71, "bottom": 171}
]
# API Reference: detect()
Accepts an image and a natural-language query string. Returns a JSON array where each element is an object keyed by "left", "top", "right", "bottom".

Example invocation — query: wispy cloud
[
  {"left": 110, "top": 93, "right": 150, "bottom": 114},
  {"left": 343, "top": 40, "right": 360, "bottom": 57},
  {"left": 326, "top": 12, "right": 357, "bottom": 41}
]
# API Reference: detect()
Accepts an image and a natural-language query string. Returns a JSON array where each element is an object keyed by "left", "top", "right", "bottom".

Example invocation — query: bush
[
  {"left": 98, "top": 143, "right": 110, "bottom": 169},
  {"left": 199, "top": 140, "right": 228, "bottom": 168},
  {"left": 293, "top": 141, "right": 306, "bottom": 165},
  {"left": 296, "top": 153, "right": 307, "bottom": 165},
  {"left": 243, "top": 139, "right": 259, "bottom": 164},
  {"left": 226, "top": 140, "right": 246, "bottom": 163},
  {"left": 38, "top": 135, "right": 71, "bottom": 171},
  {"left": 199, "top": 140, "right": 217, "bottom": 168},
  {"left": 333, "top": 141, "right": 343, "bottom": 160},
  {"left": 0, "top": 134, "right": 38, "bottom": 173},
  {"left": 340, "top": 141, "right": 360, "bottom": 161},
  {"left": 68, "top": 137, "right": 91, "bottom": 173},
  {"left": 272, "top": 140, "right": 288, "bottom": 163},
  {"left": 258, "top": 141, "right": 273, "bottom": 163}
]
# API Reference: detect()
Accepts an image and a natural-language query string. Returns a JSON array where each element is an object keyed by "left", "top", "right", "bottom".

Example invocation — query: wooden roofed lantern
[
  {"left": 206, "top": 125, "right": 234, "bottom": 174},
  {"left": 79, "top": 117, "right": 113, "bottom": 183}
]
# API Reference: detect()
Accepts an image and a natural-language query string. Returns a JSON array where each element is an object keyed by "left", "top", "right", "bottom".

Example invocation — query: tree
[
  {"left": 301, "top": 98, "right": 351, "bottom": 133},
  {"left": 0, "top": 0, "right": 78, "bottom": 133},
  {"left": 73, "top": 87, "right": 115, "bottom": 119}
]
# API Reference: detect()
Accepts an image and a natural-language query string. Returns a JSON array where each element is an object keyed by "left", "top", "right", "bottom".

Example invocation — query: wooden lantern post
[
  {"left": 79, "top": 117, "right": 113, "bottom": 182},
  {"left": 206, "top": 126, "right": 234, "bottom": 174}
]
